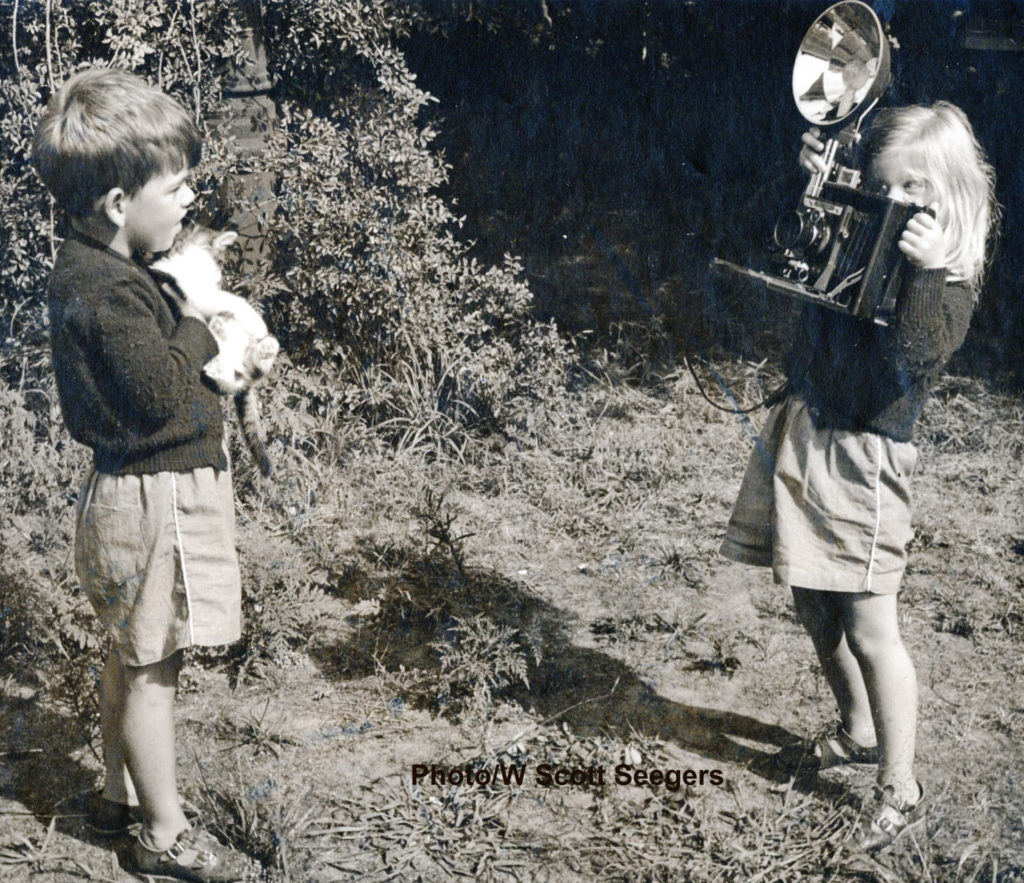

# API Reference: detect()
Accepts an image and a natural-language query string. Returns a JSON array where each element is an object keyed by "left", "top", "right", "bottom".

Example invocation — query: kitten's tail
[{"left": 235, "top": 390, "right": 272, "bottom": 477}]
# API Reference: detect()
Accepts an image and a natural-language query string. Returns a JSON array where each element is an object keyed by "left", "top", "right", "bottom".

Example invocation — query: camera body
[
  {"left": 766, "top": 135, "right": 929, "bottom": 325},
  {"left": 713, "top": 1, "right": 912, "bottom": 327}
]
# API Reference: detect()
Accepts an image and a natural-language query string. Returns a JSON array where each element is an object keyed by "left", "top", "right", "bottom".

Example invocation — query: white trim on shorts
[
  {"left": 864, "top": 433, "right": 883, "bottom": 593},
  {"left": 170, "top": 473, "right": 197, "bottom": 645}
]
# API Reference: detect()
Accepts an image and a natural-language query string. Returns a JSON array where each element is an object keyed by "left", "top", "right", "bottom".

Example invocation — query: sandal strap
[
  {"left": 854, "top": 782, "right": 926, "bottom": 851},
  {"left": 135, "top": 826, "right": 248, "bottom": 881},
  {"left": 773, "top": 723, "right": 879, "bottom": 772},
  {"left": 165, "top": 829, "right": 216, "bottom": 868},
  {"left": 830, "top": 727, "right": 880, "bottom": 764},
  {"left": 874, "top": 781, "right": 925, "bottom": 813}
]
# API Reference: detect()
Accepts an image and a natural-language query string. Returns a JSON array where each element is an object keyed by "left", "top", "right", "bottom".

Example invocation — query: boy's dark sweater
[
  {"left": 47, "top": 230, "right": 228, "bottom": 475},
  {"left": 786, "top": 267, "right": 973, "bottom": 442}
]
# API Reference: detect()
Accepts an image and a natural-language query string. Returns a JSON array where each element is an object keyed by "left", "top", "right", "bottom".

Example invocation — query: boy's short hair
[{"left": 33, "top": 67, "right": 202, "bottom": 217}]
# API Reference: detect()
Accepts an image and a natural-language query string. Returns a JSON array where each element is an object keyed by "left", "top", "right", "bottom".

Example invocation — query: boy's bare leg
[
  {"left": 121, "top": 650, "right": 189, "bottom": 850},
  {"left": 840, "top": 592, "right": 919, "bottom": 803},
  {"left": 99, "top": 646, "right": 138, "bottom": 806},
  {"left": 791, "top": 587, "right": 876, "bottom": 747}
]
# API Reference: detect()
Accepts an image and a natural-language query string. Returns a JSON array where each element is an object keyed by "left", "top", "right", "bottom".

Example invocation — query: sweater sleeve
[
  {"left": 891, "top": 268, "right": 973, "bottom": 378},
  {"left": 83, "top": 278, "right": 219, "bottom": 428}
]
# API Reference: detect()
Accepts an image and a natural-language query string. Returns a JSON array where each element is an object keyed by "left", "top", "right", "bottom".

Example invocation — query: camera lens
[{"left": 773, "top": 209, "right": 830, "bottom": 252}]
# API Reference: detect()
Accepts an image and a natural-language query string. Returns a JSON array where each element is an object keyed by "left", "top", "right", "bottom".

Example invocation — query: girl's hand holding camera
[
  {"left": 897, "top": 207, "right": 945, "bottom": 270},
  {"left": 799, "top": 127, "right": 829, "bottom": 175},
  {"left": 799, "top": 127, "right": 946, "bottom": 271}
]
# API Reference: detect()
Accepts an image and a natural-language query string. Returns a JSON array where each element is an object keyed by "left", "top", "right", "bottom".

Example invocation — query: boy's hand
[
  {"left": 899, "top": 203, "right": 946, "bottom": 270},
  {"left": 799, "top": 127, "right": 828, "bottom": 175}
]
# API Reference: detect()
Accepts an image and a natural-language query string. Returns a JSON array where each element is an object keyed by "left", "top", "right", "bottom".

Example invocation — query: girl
[{"left": 720, "top": 101, "right": 998, "bottom": 851}]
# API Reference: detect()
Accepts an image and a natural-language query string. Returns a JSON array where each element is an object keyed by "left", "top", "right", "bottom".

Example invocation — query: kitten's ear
[{"left": 212, "top": 231, "right": 239, "bottom": 252}]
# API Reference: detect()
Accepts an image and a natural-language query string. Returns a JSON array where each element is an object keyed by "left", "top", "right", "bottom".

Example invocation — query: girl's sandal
[
  {"left": 131, "top": 827, "right": 249, "bottom": 882},
  {"left": 775, "top": 724, "right": 880, "bottom": 772},
  {"left": 853, "top": 781, "right": 927, "bottom": 852}
]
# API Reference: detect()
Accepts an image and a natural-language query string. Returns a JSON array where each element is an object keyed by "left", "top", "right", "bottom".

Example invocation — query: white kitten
[{"left": 151, "top": 227, "right": 279, "bottom": 476}]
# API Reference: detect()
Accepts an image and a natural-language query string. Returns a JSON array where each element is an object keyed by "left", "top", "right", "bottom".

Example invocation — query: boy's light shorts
[
  {"left": 720, "top": 395, "right": 917, "bottom": 594},
  {"left": 75, "top": 467, "right": 242, "bottom": 666}
]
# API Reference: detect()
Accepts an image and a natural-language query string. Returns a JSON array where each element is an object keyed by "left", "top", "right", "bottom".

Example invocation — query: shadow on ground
[
  {"left": 0, "top": 693, "right": 118, "bottom": 848},
  {"left": 313, "top": 545, "right": 808, "bottom": 786}
]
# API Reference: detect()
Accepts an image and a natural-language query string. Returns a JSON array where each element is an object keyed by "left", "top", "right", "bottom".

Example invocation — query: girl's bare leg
[
  {"left": 840, "top": 592, "right": 919, "bottom": 803},
  {"left": 791, "top": 587, "right": 876, "bottom": 747}
]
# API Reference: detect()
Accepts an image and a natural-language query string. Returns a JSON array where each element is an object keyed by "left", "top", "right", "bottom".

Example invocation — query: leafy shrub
[
  {"left": 243, "top": 0, "right": 576, "bottom": 453},
  {"left": 3, "top": 0, "right": 574, "bottom": 455},
  {"left": 0, "top": 382, "right": 89, "bottom": 653},
  {"left": 228, "top": 519, "right": 334, "bottom": 684},
  {"left": 0, "top": 378, "right": 101, "bottom": 747}
]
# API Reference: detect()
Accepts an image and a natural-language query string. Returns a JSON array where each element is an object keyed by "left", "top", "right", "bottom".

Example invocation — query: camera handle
[
  {"left": 805, "top": 94, "right": 879, "bottom": 199},
  {"left": 806, "top": 136, "right": 843, "bottom": 200}
]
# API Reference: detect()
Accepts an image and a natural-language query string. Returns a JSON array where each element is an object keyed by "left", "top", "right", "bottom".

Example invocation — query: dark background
[{"left": 401, "top": 0, "right": 1024, "bottom": 380}]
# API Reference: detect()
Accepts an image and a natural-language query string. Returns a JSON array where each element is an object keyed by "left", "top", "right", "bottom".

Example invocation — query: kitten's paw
[
  {"left": 257, "top": 336, "right": 280, "bottom": 359},
  {"left": 254, "top": 336, "right": 279, "bottom": 375},
  {"left": 208, "top": 314, "right": 229, "bottom": 338},
  {"left": 204, "top": 357, "right": 242, "bottom": 394}
]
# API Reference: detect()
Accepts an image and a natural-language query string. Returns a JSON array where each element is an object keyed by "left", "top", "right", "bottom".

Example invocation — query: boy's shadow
[{"left": 319, "top": 547, "right": 811, "bottom": 788}]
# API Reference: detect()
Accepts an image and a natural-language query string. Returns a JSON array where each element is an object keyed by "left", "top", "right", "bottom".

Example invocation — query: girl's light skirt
[{"left": 720, "top": 395, "right": 917, "bottom": 594}]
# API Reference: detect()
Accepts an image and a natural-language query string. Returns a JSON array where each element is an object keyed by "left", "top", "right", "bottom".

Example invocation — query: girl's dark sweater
[
  {"left": 47, "top": 230, "right": 228, "bottom": 475},
  {"left": 786, "top": 267, "right": 974, "bottom": 442}
]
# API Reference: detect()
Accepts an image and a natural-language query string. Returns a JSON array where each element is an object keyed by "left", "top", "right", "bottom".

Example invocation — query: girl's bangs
[{"left": 882, "top": 141, "right": 934, "bottom": 183}]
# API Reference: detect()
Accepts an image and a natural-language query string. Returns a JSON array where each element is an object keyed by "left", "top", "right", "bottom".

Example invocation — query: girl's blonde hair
[{"left": 865, "top": 101, "right": 999, "bottom": 300}]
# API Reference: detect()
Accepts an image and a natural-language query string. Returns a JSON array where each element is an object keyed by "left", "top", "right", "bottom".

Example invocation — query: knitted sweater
[
  {"left": 785, "top": 267, "right": 973, "bottom": 442},
  {"left": 47, "top": 230, "right": 228, "bottom": 475}
]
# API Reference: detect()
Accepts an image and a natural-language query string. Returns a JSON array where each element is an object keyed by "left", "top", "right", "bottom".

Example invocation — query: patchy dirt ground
[{"left": 1, "top": 369, "right": 1022, "bottom": 881}]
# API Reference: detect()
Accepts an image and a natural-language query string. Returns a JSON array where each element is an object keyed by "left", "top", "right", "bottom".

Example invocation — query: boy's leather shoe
[
  {"left": 131, "top": 827, "right": 249, "bottom": 882},
  {"left": 84, "top": 791, "right": 142, "bottom": 837}
]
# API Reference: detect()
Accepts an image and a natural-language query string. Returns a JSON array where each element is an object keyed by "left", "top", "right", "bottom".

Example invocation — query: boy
[{"left": 33, "top": 67, "right": 249, "bottom": 882}]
